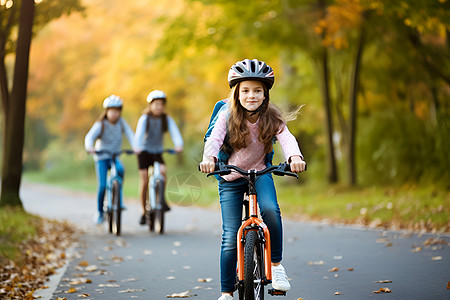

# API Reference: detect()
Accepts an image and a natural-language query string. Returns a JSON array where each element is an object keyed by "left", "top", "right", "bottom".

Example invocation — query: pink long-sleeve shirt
[{"left": 204, "top": 110, "right": 302, "bottom": 181}]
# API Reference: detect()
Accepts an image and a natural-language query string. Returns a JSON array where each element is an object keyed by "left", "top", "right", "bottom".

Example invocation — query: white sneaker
[
  {"left": 271, "top": 264, "right": 291, "bottom": 291},
  {"left": 217, "top": 294, "right": 233, "bottom": 300},
  {"left": 93, "top": 212, "right": 104, "bottom": 225}
]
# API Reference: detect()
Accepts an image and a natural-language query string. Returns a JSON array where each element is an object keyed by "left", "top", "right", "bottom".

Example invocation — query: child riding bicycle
[
  {"left": 199, "top": 59, "right": 306, "bottom": 300},
  {"left": 135, "top": 90, "right": 183, "bottom": 225},
  {"left": 84, "top": 95, "right": 137, "bottom": 225}
]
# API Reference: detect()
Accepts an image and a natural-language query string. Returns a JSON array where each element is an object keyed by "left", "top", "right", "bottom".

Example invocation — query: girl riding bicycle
[
  {"left": 85, "top": 95, "right": 136, "bottom": 225},
  {"left": 135, "top": 90, "right": 183, "bottom": 225},
  {"left": 199, "top": 59, "right": 306, "bottom": 300}
]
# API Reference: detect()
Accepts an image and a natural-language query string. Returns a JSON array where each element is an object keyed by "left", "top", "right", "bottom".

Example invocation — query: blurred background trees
[{"left": 2, "top": 0, "right": 448, "bottom": 193}]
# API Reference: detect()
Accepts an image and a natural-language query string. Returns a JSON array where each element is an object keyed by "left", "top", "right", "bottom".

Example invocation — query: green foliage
[{"left": 357, "top": 110, "right": 450, "bottom": 186}]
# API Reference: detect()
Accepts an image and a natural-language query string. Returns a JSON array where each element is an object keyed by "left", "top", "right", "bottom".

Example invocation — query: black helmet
[{"left": 227, "top": 59, "right": 275, "bottom": 89}]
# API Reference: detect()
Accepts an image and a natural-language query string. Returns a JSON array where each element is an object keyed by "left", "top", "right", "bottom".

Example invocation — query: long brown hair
[
  {"left": 96, "top": 107, "right": 123, "bottom": 122},
  {"left": 227, "top": 82, "right": 285, "bottom": 153}
]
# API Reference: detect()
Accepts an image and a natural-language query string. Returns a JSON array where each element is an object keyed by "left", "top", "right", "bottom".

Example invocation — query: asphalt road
[{"left": 21, "top": 182, "right": 450, "bottom": 300}]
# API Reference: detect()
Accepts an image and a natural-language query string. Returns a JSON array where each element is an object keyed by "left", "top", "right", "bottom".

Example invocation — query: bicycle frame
[
  {"left": 106, "top": 158, "right": 123, "bottom": 209},
  {"left": 148, "top": 161, "right": 164, "bottom": 210},
  {"left": 237, "top": 180, "right": 272, "bottom": 283}
]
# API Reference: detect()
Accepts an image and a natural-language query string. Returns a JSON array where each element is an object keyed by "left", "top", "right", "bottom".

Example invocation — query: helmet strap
[{"left": 240, "top": 99, "right": 266, "bottom": 116}]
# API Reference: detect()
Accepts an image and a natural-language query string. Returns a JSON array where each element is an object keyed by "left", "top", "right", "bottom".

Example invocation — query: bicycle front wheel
[
  {"left": 111, "top": 180, "right": 121, "bottom": 236},
  {"left": 153, "top": 180, "right": 165, "bottom": 234},
  {"left": 243, "top": 230, "right": 265, "bottom": 300}
]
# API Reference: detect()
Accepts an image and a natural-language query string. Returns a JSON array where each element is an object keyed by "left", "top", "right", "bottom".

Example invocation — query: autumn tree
[{"left": 0, "top": 0, "right": 83, "bottom": 207}]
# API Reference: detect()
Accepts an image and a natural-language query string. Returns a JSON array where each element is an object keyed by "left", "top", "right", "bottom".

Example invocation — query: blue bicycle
[
  {"left": 147, "top": 149, "right": 175, "bottom": 234},
  {"left": 95, "top": 150, "right": 134, "bottom": 236}
]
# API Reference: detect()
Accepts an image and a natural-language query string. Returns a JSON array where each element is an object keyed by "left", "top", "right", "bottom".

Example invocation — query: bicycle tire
[
  {"left": 112, "top": 180, "right": 121, "bottom": 236},
  {"left": 154, "top": 180, "right": 165, "bottom": 234},
  {"left": 148, "top": 210, "right": 155, "bottom": 232},
  {"left": 243, "top": 230, "right": 265, "bottom": 300}
]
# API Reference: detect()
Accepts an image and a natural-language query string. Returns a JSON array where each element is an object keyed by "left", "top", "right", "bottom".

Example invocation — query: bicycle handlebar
[
  {"left": 141, "top": 149, "right": 176, "bottom": 155},
  {"left": 201, "top": 162, "right": 305, "bottom": 179},
  {"left": 92, "top": 149, "right": 135, "bottom": 156}
]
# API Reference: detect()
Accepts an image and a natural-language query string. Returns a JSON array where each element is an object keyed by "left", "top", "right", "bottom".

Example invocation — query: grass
[
  {"left": 0, "top": 207, "right": 40, "bottom": 262},
  {"left": 274, "top": 178, "right": 450, "bottom": 232}
]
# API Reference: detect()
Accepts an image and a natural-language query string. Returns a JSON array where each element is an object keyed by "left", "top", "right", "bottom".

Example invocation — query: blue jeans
[
  {"left": 218, "top": 174, "right": 283, "bottom": 293},
  {"left": 95, "top": 158, "right": 124, "bottom": 214}
]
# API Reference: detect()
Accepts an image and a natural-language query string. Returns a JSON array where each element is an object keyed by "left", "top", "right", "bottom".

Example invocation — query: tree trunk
[
  {"left": 347, "top": 19, "right": 366, "bottom": 186},
  {"left": 0, "top": 0, "right": 35, "bottom": 207},
  {"left": 317, "top": 0, "right": 338, "bottom": 184},
  {"left": 320, "top": 48, "right": 338, "bottom": 183}
]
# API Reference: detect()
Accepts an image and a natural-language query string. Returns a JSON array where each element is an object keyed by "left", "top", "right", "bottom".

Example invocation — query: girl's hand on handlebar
[
  {"left": 289, "top": 156, "right": 306, "bottom": 173},
  {"left": 174, "top": 146, "right": 183, "bottom": 153},
  {"left": 200, "top": 156, "right": 216, "bottom": 173}
]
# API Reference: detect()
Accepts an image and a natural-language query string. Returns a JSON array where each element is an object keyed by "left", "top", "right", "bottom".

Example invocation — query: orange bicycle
[{"left": 206, "top": 162, "right": 300, "bottom": 299}]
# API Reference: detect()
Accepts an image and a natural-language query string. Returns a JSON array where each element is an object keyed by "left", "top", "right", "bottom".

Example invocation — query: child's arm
[
  {"left": 134, "top": 115, "right": 147, "bottom": 153},
  {"left": 121, "top": 118, "right": 137, "bottom": 151},
  {"left": 276, "top": 125, "right": 306, "bottom": 173},
  {"left": 84, "top": 121, "right": 102, "bottom": 153},
  {"left": 167, "top": 116, "right": 184, "bottom": 152}
]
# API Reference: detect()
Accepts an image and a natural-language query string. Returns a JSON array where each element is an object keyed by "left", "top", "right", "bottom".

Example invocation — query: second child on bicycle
[
  {"left": 199, "top": 59, "right": 306, "bottom": 300},
  {"left": 85, "top": 95, "right": 137, "bottom": 225},
  {"left": 135, "top": 90, "right": 183, "bottom": 225}
]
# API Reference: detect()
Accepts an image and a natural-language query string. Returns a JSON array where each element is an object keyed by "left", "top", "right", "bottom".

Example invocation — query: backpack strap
[
  {"left": 146, "top": 114, "right": 168, "bottom": 133},
  {"left": 97, "top": 119, "right": 105, "bottom": 140}
]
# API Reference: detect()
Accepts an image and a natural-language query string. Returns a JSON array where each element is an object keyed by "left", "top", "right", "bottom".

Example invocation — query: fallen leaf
[
  {"left": 98, "top": 283, "right": 120, "bottom": 287},
  {"left": 65, "top": 287, "right": 77, "bottom": 294},
  {"left": 85, "top": 265, "right": 98, "bottom": 272},
  {"left": 373, "top": 287, "right": 391, "bottom": 293},
  {"left": 376, "top": 280, "right": 392, "bottom": 283},
  {"left": 166, "top": 276, "right": 176, "bottom": 280},
  {"left": 166, "top": 290, "right": 197, "bottom": 298},
  {"left": 78, "top": 261, "right": 89, "bottom": 267},
  {"left": 307, "top": 260, "right": 325, "bottom": 266},
  {"left": 431, "top": 256, "right": 442, "bottom": 261},
  {"left": 79, "top": 293, "right": 90, "bottom": 298},
  {"left": 334, "top": 291, "right": 342, "bottom": 295},
  {"left": 411, "top": 247, "right": 422, "bottom": 253},
  {"left": 118, "top": 288, "right": 145, "bottom": 293},
  {"left": 328, "top": 267, "right": 339, "bottom": 272},
  {"left": 347, "top": 268, "right": 354, "bottom": 271},
  {"left": 197, "top": 278, "right": 213, "bottom": 283},
  {"left": 447, "top": 282, "right": 450, "bottom": 289}
]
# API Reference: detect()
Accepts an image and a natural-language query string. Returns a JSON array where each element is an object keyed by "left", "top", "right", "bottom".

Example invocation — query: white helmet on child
[
  {"left": 103, "top": 95, "right": 123, "bottom": 109},
  {"left": 147, "top": 90, "right": 167, "bottom": 103}
]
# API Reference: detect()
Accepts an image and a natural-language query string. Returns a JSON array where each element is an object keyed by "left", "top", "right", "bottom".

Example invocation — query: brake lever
[{"left": 273, "top": 163, "right": 299, "bottom": 178}]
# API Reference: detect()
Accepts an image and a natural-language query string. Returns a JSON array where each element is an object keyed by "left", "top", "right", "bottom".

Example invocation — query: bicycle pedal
[{"left": 268, "top": 289, "right": 286, "bottom": 296}]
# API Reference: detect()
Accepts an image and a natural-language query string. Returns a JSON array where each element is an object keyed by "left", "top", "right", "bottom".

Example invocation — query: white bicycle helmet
[
  {"left": 147, "top": 90, "right": 167, "bottom": 103},
  {"left": 228, "top": 59, "right": 275, "bottom": 89},
  {"left": 103, "top": 95, "right": 123, "bottom": 109}
]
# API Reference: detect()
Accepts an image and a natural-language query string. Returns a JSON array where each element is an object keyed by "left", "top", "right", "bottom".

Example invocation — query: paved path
[{"left": 21, "top": 182, "right": 450, "bottom": 299}]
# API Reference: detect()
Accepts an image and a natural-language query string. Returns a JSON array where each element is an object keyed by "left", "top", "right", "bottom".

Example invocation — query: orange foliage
[{"left": 314, "top": 0, "right": 364, "bottom": 49}]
